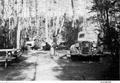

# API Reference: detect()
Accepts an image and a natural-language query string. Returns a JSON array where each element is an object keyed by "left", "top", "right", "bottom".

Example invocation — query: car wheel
[{"left": 71, "top": 55, "right": 78, "bottom": 61}]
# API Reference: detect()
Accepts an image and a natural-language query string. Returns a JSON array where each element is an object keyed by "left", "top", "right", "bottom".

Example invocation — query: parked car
[
  {"left": 25, "top": 40, "right": 35, "bottom": 50},
  {"left": 70, "top": 31, "right": 103, "bottom": 60}
]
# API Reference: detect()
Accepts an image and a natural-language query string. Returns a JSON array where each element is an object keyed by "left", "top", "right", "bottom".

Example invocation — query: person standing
[{"left": 50, "top": 35, "right": 57, "bottom": 58}]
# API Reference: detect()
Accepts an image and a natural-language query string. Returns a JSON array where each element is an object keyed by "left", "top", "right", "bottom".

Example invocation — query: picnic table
[{"left": 0, "top": 49, "right": 20, "bottom": 68}]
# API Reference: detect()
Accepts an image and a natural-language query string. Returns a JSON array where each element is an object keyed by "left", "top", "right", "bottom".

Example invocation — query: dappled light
[{"left": 0, "top": 0, "right": 119, "bottom": 81}]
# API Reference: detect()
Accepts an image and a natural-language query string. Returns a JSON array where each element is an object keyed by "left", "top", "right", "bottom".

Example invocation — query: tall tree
[
  {"left": 71, "top": 0, "right": 75, "bottom": 27},
  {"left": 91, "top": 0, "right": 120, "bottom": 54}
]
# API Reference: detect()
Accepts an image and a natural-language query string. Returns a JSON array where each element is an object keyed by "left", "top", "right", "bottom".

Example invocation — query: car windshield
[{"left": 79, "top": 34, "right": 85, "bottom": 38}]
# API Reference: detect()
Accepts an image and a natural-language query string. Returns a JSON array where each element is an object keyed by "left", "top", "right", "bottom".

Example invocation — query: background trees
[
  {"left": 90, "top": 0, "right": 120, "bottom": 55},
  {"left": 0, "top": 0, "right": 100, "bottom": 50}
]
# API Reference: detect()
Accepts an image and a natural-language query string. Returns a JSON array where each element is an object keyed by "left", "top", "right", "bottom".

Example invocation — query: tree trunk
[
  {"left": 45, "top": 15, "right": 49, "bottom": 42},
  {"left": 35, "top": 0, "right": 39, "bottom": 36},
  {"left": 1, "top": 0, "right": 4, "bottom": 17},
  {"left": 16, "top": 17, "right": 21, "bottom": 49},
  {"left": 71, "top": 0, "right": 75, "bottom": 27}
]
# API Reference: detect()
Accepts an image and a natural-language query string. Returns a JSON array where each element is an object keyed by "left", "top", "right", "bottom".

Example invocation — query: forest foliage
[
  {"left": 0, "top": 0, "right": 84, "bottom": 49},
  {"left": 90, "top": 0, "right": 120, "bottom": 55},
  {"left": 1, "top": 0, "right": 119, "bottom": 52}
]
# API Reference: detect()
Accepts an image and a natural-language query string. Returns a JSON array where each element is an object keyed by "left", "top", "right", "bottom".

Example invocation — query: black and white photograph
[{"left": 0, "top": 0, "right": 120, "bottom": 82}]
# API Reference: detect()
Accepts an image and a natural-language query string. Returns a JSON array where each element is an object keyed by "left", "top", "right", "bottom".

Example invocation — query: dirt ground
[{"left": 0, "top": 50, "right": 119, "bottom": 81}]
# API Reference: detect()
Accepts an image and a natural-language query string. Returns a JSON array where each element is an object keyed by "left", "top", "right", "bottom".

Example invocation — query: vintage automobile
[
  {"left": 26, "top": 40, "right": 35, "bottom": 49},
  {"left": 70, "top": 31, "right": 102, "bottom": 59}
]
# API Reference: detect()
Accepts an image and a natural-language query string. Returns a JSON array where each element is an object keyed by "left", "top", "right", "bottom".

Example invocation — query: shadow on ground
[
  {"left": 0, "top": 51, "right": 37, "bottom": 81},
  {"left": 102, "top": 55, "right": 119, "bottom": 80},
  {"left": 52, "top": 55, "right": 119, "bottom": 80}
]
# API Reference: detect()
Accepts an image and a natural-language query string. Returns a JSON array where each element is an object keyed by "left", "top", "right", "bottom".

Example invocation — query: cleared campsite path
[{"left": 0, "top": 50, "right": 117, "bottom": 80}]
